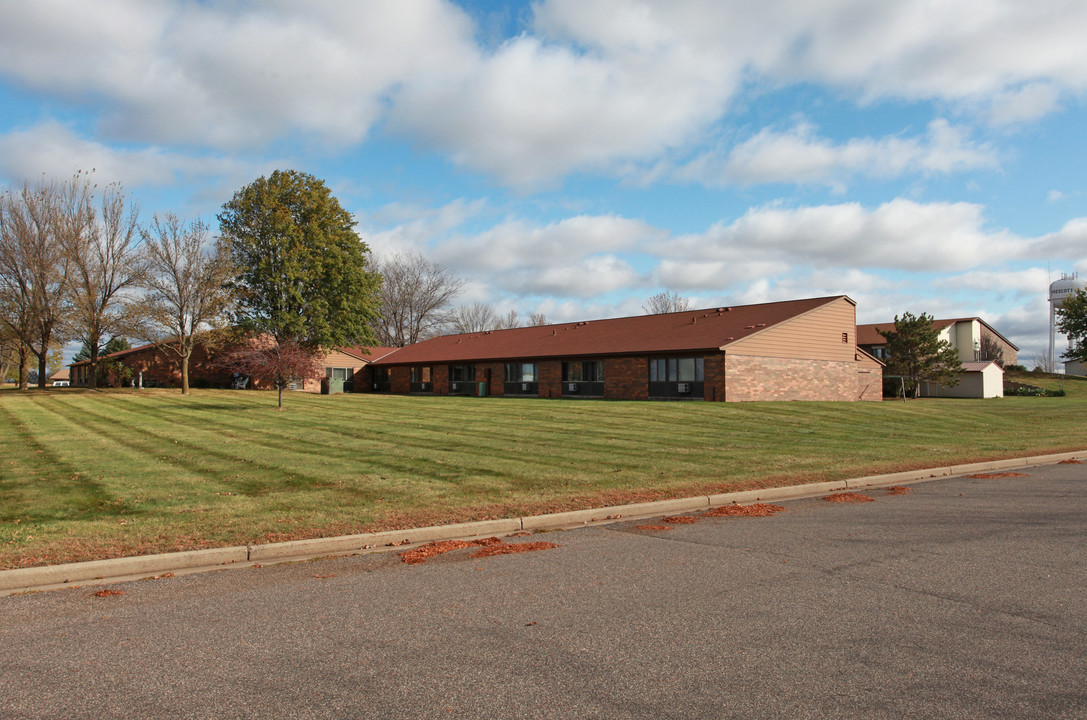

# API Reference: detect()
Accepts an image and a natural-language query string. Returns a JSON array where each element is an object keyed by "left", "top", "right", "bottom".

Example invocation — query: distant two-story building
[
  {"left": 857, "top": 317, "right": 1018, "bottom": 367},
  {"left": 857, "top": 317, "right": 1018, "bottom": 399}
]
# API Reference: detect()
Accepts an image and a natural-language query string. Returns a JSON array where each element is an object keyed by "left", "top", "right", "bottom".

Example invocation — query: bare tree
[
  {"left": 529, "top": 312, "right": 548, "bottom": 326},
  {"left": 137, "top": 214, "right": 234, "bottom": 394},
  {"left": 446, "top": 302, "right": 499, "bottom": 334},
  {"left": 496, "top": 309, "right": 521, "bottom": 330},
  {"left": 643, "top": 291, "right": 691, "bottom": 314},
  {"left": 0, "top": 178, "right": 74, "bottom": 389},
  {"left": 0, "top": 324, "right": 23, "bottom": 384},
  {"left": 978, "top": 334, "right": 1005, "bottom": 367},
  {"left": 372, "top": 251, "right": 463, "bottom": 346},
  {"left": 64, "top": 180, "right": 145, "bottom": 389}
]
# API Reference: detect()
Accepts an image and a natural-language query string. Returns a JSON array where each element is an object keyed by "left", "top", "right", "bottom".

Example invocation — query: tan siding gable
[
  {"left": 321, "top": 350, "right": 367, "bottom": 368},
  {"left": 727, "top": 297, "right": 856, "bottom": 361}
]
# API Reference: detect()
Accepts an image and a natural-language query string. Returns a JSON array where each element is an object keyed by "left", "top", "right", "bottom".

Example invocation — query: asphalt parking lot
[{"left": 2, "top": 462, "right": 1085, "bottom": 719}]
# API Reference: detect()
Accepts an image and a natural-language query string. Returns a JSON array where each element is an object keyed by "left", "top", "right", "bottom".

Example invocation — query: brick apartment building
[{"left": 363, "top": 295, "right": 883, "bottom": 402}]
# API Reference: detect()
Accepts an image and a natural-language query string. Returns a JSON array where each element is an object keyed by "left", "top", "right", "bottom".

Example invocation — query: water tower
[{"left": 1049, "top": 272, "right": 1087, "bottom": 370}]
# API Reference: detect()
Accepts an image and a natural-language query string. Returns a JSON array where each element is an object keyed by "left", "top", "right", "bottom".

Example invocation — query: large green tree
[
  {"left": 878, "top": 312, "right": 963, "bottom": 398},
  {"left": 1056, "top": 288, "right": 1087, "bottom": 365},
  {"left": 218, "top": 170, "right": 381, "bottom": 407}
]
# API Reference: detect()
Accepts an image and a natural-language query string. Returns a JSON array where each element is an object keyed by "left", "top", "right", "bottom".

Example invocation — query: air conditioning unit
[
  {"left": 373, "top": 382, "right": 378, "bottom": 390},
  {"left": 421, "top": 382, "right": 429, "bottom": 390},
  {"left": 677, "top": 382, "right": 690, "bottom": 393},
  {"left": 567, "top": 382, "right": 578, "bottom": 392},
  {"left": 452, "top": 382, "right": 459, "bottom": 391},
  {"left": 522, "top": 383, "right": 529, "bottom": 392}
]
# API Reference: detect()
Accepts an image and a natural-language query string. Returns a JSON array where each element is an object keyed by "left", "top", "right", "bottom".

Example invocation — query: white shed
[{"left": 920, "top": 361, "right": 1004, "bottom": 399}]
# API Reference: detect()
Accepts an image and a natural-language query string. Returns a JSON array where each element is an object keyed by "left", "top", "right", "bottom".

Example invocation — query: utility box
[{"left": 478, "top": 381, "right": 488, "bottom": 397}]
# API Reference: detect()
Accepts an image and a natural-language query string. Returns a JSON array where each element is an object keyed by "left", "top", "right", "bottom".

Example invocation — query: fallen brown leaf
[
  {"left": 704, "top": 503, "right": 786, "bottom": 517},
  {"left": 823, "top": 492, "right": 874, "bottom": 503}
]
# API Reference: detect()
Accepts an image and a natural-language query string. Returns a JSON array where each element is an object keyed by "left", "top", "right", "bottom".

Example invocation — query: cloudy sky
[{"left": 1, "top": 0, "right": 1085, "bottom": 364}]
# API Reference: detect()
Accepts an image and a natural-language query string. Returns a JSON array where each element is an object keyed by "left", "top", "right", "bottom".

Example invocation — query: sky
[{"left": 1, "top": 0, "right": 1085, "bottom": 366}]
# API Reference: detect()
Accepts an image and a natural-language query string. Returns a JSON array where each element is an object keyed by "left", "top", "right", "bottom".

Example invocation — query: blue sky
[{"left": 1, "top": 0, "right": 1085, "bottom": 364}]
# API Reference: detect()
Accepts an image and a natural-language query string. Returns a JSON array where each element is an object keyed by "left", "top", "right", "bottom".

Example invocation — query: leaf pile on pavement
[
  {"left": 635, "top": 525, "right": 675, "bottom": 531},
  {"left": 966, "top": 472, "right": 1029, "bottom": 479},
  {"left": 401, "top": 536, "right": 557, "bottom": 565},
  {"left": 886, "top": 486, "right": 911, "bottom": 495},
  {"left": 704, "top": 503, "right": 786, "bottom": 517},
  {"left": 469, "top": 541, "right": 559, "bottom": 558},
  {"left": 662, "top": 516, "right": 699, "bottom": 524},
  {"left": 823, "top": 492, "right": 875, "bottom": 503}
]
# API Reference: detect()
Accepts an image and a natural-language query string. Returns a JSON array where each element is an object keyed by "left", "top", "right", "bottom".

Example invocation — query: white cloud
[
  {"left": 934, "top": 268, "right": 1052, "bottom": 301},
  {"left": 2, "top": 1, "right": 1084, "bottom": 186},
  {"left": 0, "top": 0, "right": 477, "bottom": 149},
  {"left": 0, "top": 121, "right": 269, "bottom": 212},
  {"left": 429, "top": 214, "right": 663, "bottom": 273},
  {"left": 985, "top": 83, "right": 1064, "bottom": 125},
  {"left": 661, "top": 199, "right": 1022, "bottom": 272},
  {"left": 678, "top": 119, "right": 996, "bottom": 188},
  {"left": 1027, "top": 217, "right": 1087, "bottom": 258}
]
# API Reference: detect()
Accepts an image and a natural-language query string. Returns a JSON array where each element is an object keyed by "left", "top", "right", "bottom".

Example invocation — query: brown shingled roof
[{"left": 374, "top": 296, "right": 849, "bottom": 365}]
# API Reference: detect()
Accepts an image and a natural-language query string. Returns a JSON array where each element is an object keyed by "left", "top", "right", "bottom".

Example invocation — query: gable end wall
[{"left": 726, "top": 298, "right": 857, "bottom": 361}]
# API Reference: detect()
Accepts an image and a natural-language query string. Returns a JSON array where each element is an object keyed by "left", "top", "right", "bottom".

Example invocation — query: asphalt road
[{"left": 2, "top": 463, "right": 1085, "bottom": 719}]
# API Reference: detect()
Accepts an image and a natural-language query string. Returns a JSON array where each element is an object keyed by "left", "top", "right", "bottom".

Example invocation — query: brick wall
[
  {"left": 539, "top": 360, "right": 562, "bottom": 398},
  {"left": 724, "top": 354, "right": 876, "bottom": 402},
  {"left": 604, "top": 357, "right": 649, "bottom": 400},
  {"left": 704, "top": 354, "right": 726, "bottom": 402}
]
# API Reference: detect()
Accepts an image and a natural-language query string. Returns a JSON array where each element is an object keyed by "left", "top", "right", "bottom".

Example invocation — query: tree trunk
[
  {"left": 37, "top": 352, "right": 47, "bottom": 390},
  {"left": 17, "top": 344, "right": 29, "bottom": 390},
  {"left": 277, "top": 384, "right": 284, "bottom": 410},
  {"left": 88, "top": 343, "right": 99, "bottom": 391},
  {"left": 181, "top": 353, "right": 190, "bottom": 395}
]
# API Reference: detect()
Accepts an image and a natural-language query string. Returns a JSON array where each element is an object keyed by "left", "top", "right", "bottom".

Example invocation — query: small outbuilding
[{"left": 920, "top": 361, "right": 1004, "bottom": 399}]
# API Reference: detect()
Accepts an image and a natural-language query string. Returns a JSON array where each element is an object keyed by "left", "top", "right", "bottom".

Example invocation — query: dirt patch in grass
[
  {"left": 886, "top": 486, "right": 911, "bottom": 495},
  {"left": 401, "top": 536, "right": 557, "bottom": 565},
  {"left": 966, "top": 472, "right": 1029, "bottom": 479},
  {"left": 704, "top": 503, "right": 786, "bottom": 517},
  {"left": 823, "top": 492, "right": 874, "bottom": 503},
  {"left": 662, "top": 516, "right": 699, "bottom": 524},
  {"left": 635, "top": 525, "right": 674, "bottom": 531}
]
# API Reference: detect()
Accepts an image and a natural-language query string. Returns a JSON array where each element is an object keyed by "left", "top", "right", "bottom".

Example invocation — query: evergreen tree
[
  {"left": 1056, "top": 288, "right": 1087, "bottom": 365},
  {"left": 879, "top": 312, "right": 962, "bottom": 398}
]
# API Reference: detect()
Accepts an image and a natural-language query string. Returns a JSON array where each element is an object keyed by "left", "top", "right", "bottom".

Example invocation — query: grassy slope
[{"left": 2, "top": 370, "right": 1085, "bottom": 569}]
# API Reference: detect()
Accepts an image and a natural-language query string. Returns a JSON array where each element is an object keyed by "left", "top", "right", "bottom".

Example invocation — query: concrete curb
[{"left": 3, "top": 450, "right": 1083, "bottom": 595}]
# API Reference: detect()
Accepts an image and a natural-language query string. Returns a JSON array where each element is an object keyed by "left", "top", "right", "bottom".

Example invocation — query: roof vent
[
  {"left": 756, "top": 323, "right": 766, "bottom": 327},
  {"left": 745, "top": 325, "right": 755, "bottom": 329},
  {"left": 691, "top": 317, "right": 697, "bottom": 324}
]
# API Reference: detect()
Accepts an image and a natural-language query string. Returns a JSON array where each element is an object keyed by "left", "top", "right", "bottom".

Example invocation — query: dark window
[
  {"left": 449, "top": 364, "right": 474, "bottom": 382},
  {"left": 410, "top": 366, "right": 432, "bottom": 384},
  {"left": 504, "top": 362, "right": 538, "bottom": 382},
  {"left": 649, "top": 357, "right": 705, "bottom": 398},
  {"left": 649, "top": 357, "right": 703, "bottom": 383},
  {"left": 562, "top": 361, "right": 603, "bottom": 382}
]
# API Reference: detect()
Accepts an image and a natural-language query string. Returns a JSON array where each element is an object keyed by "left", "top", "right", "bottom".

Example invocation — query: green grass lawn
[{"left": 2, "top": 370, "right": 1085, "bottom": 569}]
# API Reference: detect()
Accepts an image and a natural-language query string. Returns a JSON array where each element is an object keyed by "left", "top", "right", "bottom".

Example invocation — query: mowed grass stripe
[{"left": 1, "top": 373, "right": 1085, "bottom": 568}]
